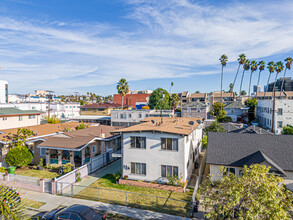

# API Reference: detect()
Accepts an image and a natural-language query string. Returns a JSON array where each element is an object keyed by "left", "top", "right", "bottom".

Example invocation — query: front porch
[{"left": 45, "top": 147, "right": 91, "bottom": 167}]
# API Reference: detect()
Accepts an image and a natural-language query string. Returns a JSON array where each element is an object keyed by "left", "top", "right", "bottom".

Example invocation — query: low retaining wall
[{"left": 119, "top": 179, "right": 185, "bottom": 193}]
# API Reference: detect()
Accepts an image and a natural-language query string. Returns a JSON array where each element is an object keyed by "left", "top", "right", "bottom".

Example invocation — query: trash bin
[{"left": 7, "top": 166, "right": 16, "bottom": 174}]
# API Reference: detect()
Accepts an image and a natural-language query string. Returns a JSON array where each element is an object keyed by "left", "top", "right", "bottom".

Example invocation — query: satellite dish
[
  {"left": 188, "top": 121, "right": 195, "bottom": 126},
  {"left": 196, "top": 119, "right": 201, "bottom": 124}
]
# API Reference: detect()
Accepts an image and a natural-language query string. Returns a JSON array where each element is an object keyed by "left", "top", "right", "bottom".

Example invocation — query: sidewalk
[{"left": 22, "top": 189, "right": 193, "bottom": 220}]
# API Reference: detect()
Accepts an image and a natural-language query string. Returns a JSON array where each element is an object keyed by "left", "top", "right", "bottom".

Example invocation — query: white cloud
[{"left": 1, "top": 0, "right": 293, "bottom": 94}]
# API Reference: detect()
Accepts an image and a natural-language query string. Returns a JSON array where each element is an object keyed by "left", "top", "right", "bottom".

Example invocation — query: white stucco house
[
  {"left": 223, "top": 101, "right": 249, "bottom": 123},
  {"left": 115, "top": 117, "right": 203, "bottom": 183},
  {"left": 206, "top": 132, "right": 293, "bottom": 191}
]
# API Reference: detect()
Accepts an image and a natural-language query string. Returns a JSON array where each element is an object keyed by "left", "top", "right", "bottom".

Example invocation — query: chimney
[{"left": 100, "top": 128, "right": 105, "bottom": 138}]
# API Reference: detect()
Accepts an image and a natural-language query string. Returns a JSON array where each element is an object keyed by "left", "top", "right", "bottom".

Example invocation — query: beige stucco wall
[{"left": 0, "top": 114, "right": 41, "bottom": 130}]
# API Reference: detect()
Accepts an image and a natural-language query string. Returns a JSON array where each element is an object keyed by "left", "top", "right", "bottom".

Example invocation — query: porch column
[
  {"left": 70, "top": 151, "right": 74, "bottom": 164},
  {"left": 81, "top": 149, "right": 85, "bottom": 166},
  {"left": 57, "top": 150, "right": 62, "bottom": 165},
  {"left": 46, "top": 149, "right": 50, "bottom": 166}
]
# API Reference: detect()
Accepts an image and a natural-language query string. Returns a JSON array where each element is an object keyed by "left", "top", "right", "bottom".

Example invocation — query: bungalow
[
  {"left": 115, "top": 117, "right": 203, "bottom": 183},
  {"left": 206, "top": 132, "right": 293, "bottom": 191},
  {"left": 37, "top": 125, "right": 121, "bottom": 167},
  {"left": 0, "top": 122, "right": 81, "bottom": 164},
  {"left": 223, "top": 102, "right": 249, "bottom": 123}
]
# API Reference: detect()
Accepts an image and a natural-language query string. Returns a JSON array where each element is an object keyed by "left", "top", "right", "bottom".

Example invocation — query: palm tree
[
  {"left": 230, "top": 54, "right": 246, "bottom": 99},
  {"left": 228, "top": 83, "right": 233, "bottom": 92},
  {"left": 219, "top": 54, "right": 228, "bottom": 111},
  {"left": 256, "top": 61, "right": 265, "bottom": 98},
  {"left": 279, "top": 57, "right": 292, "bottom": 97},
  {"left": 239, "top": 59, "right": 250, "bottom": 96},
  {"left": 264, "top": 61, "right": 276, "bottom": 98},
  {"left": 117, "top": 78, "right": 129, "bottom": 109},
  {"left": 272, "top": 61, "right": 284, "bottom": 133},
  {"left": 248, "top": 60, "right": 258, "bottom": 98}
]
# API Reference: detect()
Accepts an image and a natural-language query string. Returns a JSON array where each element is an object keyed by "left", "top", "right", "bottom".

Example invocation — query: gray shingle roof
[
  {"left": 221, "top": 123, "right": 272, "bottom": 134},
  {"left": 224, "top": 102, "right": 248, "bottom": 109},
  {"left": 0, "top": 107, "right": 43, "bottom": 116},
  {"left": 182, "top": 102, "right": 206, "bottom": 108},
  {"left": 206, "top": 132, "right": 293, "bottom": 171}
]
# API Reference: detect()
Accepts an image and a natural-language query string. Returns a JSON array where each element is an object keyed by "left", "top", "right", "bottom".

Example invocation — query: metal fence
[{"left": 57, "top": 183, "right": 193, "bottom": 217}]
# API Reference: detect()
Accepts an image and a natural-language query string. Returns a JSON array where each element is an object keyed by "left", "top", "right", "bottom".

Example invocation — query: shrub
[
  {"left": 76, "top": 172, "right": 81, "bottom": 182},
  {"left": 45, "top": 115, "right": 60, "bottom": 124},
  {"left": 6, "top": 146, "right": 33, "bottom": 167},
  {"left": 38, "top": 159, "right": 43, "bottom": 168},
  {"left": 112, "top": 170, "right": 122, "bottom": 181},
  {"left": 75, "top": 122, "right": 89, "bottom": 130},
  {"left": 63, "top": 163, "right": 73, "bottom": 173},
  {"left": 0, "top": 167, "right": 6, "bottom": 173}
]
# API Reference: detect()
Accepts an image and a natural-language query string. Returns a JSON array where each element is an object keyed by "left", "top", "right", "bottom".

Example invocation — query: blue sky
[{"left": 1, "top": 0, "right": 293, "bottom": 95}]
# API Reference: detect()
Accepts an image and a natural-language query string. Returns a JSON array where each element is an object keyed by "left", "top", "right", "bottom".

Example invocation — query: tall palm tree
[
  {"left": 264, "top": 61, "right": 276, "bottom": 98},
  {"left": 117, "top": 78, "right": 129, "bottom": 109},
  {"left": 256, "top": 61, "right": 265, "bottom": 98},
  {"left": 230, "top": 54, "right": 246, "bottom": 99},
  {"left": 248, "top": 60, "right": 258, "bottom": 98},
  {"left": 272, "top": 61, "right": 284, "bottom": 133},
  {"left": 219, "top": 54, "right": 228, "bottom": 111},
  {"left": 239, "top": 59, "right": 250, "bottom": 96},
  {"left": 279, "top": 57, "right": 292, "bottom": 97}
]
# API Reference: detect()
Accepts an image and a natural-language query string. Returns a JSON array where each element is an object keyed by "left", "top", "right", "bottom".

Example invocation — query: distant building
[
  {"left": 0, "top": 107, "right": 43, "bottom": 130},
  {"left": 266, "top": 77, "right": 293, "bottom": 92},
  {"left": 0, "top": 80, "right": 8, "bottom": 103},
  {"left": 257, "top": 99, "right": 293, "bottom": 134},
  {"left": 253, "top": 85, "right": 260, "bottom": 93},
  {"left": 80, "top": 103, "right": 130, "bottom": 116},
  {"left": 181, "top": 102, "right": 209, "bottom": 119},
  {"left": 113, "top": 94, "right": 150, "bottom": 108},
  {"left": 34, "top": 90, "right": 49, "bottom": 97},
  {"left": 224, "top": 102, "right": 249, "bottom": 123},
  {"left": 111, "top": 109, "right": 174, "bottom": 127}
]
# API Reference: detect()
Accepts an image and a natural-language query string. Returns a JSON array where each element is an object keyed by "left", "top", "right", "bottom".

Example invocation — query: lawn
[
  {"left": 74, "top": 174, "right": 193, "bottom": 217},
  {"left": 15, "top": 168, "right": 59, "bottom": 179},
  {"left": 22, "top": 198, "right": 46, "bottom": 209}
]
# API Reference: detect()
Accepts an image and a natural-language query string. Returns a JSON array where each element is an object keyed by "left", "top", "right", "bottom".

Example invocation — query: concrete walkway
[
  {"left": 63, "top": 159, "right": 121, "bottom": 195},
  {"left": 22, "top": 189, "right": 193, "bottom": 220}
]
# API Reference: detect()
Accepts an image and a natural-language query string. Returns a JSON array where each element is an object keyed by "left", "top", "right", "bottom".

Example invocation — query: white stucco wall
[
  {"left": 122, "top": 128, "right": 202, "bottom": 182},
  {"left": 0, "top": 114, "right": 41, "bottom": 130}
]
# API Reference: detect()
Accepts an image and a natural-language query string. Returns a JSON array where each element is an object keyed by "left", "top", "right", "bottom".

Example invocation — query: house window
[
  {"left": 197, "top": 108, "right": 200, "bottom": 113},
  {"left": 277, "top": 121, "right": 283, "bottom": 128},
  {"left": 138, "top": 114, "right": 142, "bottom": 118},
  {"left": 2, "top": 117, "right": 7, "bottom": 121},
  {"left": 19, "top": 116, "right": 23, "bottom": 121},
  {"left": 32, "top": 106, "right": 36, "bottom": 110},
  {"left": 161, "top": 165, "right": 178, "bottom": 178},
  {"left": 224, "top": 167, "right": 236, "bottom": 175},
  {"left": 131, "top": 162, "right": 146, "bottom": 175},
  {"left": 29, "top": 115, "right": 36, "bottom": 119},
  {"left": 277, "top": 108, "right": 283, "bottom": 115},
  {"left": 128, "top": 114, "right": 132, "bottom": 118},
  {"left": 161, "top": 138, "right": 178, "bottom": 151},
  {"left": 120, "top": 114, "right": 126, "bottom": 119},
  {"left": 92, "top": 145, "right": 97, "bottom": 153},
  {"left": 130, "top": 137, "right": 146, "bottom": 149},
  {"left": 187, "top": 108, "right": 191, "bottom": 113},
  {"left": 40, "top": 148, "right": 46, "bottom": 156}
]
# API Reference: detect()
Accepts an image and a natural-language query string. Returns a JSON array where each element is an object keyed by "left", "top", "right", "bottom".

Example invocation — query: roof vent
[
  {"left": 196, "top": 119, "right": 201, "bottom": 124},
  {"left": 188, "top": 121, "right": 194, "bottom": 130},
  {"left": 151, "top": 120, "right": 155, "bottom": 125}
]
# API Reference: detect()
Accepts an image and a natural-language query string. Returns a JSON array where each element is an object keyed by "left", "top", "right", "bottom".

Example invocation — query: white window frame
[
  {"left": 92, "top": 145, "right": 97, "bottom": 153},
  {"left": 161, "top": 138, "right": 178, "bottom": 151}
]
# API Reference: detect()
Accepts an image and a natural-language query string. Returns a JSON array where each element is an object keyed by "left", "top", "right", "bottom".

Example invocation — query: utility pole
[
  {"left": 46, "top": 90, "right": 54, "bottom": 119},
  {"left": 74, "top": 92, "right": 79, "bottom": 102},
  {"left": 160, "top": 91, "right": 164, "bottom": 117}
]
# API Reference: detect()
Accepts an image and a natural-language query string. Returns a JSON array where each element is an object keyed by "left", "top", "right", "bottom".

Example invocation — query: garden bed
[{"left": 119, "top": 179, "right": 185, "bottom": 193}]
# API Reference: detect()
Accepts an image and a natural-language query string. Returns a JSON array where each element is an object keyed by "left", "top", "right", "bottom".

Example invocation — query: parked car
[
  {"left": 0, "top": 186, "right": 21, "bottom": 208},
  {"left": 42, "top": 204, "right": 106, "bottom": 220}
]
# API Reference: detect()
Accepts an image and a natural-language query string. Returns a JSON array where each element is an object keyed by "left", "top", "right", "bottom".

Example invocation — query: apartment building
[
  {"left": 0, "top": 80, "right": 8, "bottom": 104},
  {"left": 111, "top": 109, "right": 174, "bottom": 127},
  {"left": 80, "top": 103, "right": 130, "bottom": 116},
  {"left": 113, "top": 93, "right": 150, "bottom": 108},
  {"left": 115, "top": 117, "right": 203, "bottom": 183},
  {"left": 181, "top": 102, "right": 210, "bottom": 119},
  {"left": 257, "top": 99, "right": 293, "bottom": 134}
]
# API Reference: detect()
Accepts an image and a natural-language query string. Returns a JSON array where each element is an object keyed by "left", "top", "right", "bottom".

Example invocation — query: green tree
[
  {"left": 245, "top": 97, "right": 257, "bottom": 122},
  {"left": 6, "top": 146, "right": 33, "bottom": 167},
  {"left": 239, "top": 59, "right": 250, "bottom": 95},
  {"left": 204, "top": 121, "right": 225, "bottom": 133},
  {"left": 216, "top": 110, "right": 227, "bottom": 122},
  {"left": 198, "top": 164, "right": 293, "bottom": 219},
  {"left": 7, "top": 128, "right": 35, "bottom": 149},
  {"left": 170, "top": 93, "right": 179, "bottom": 110},
  {"left": 45, "top": 115, "right": 60, "bottom": 124},
  {"left": 219, "top": 54, "right": 228, "bottom": 111},
  {"left": 75, "top": 122, "right": 89, "bottom": 130},
  {"left": 212, "top": 102, "right": 226, "bottom": 116},
  {"left": 241, "top": 90, "right": 247, "bottom": 95},
  {"left": 280, "top": 57, "right": 293, "bottom": 97},
  {"left": 195, "top": 91, "right": 200, "bottom": 93},
  {"left": 228, "top": 83, "right": 233, "bottom": 93},
  {"left": 230, "top": 54, "right": 246, "bottom": 99},
  {"left": 281, "top": 125, "right": 293, "bottom": 135},
  {"left": 248, "top": 60, "right": 258, "bottom": 97},
  {"left": 117, "top": 78, "right": 129, "bottom": 109},
  {"left": 201, "top": 135, "right": 207, "bottom": 148},
  {"left": 148, "top": 88, "right": 170, "bottom": 110}
]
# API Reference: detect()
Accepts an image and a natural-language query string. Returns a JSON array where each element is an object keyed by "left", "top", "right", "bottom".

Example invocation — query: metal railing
[{"left": 57, "top": 182, "right": 193, "bottom": 217}]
